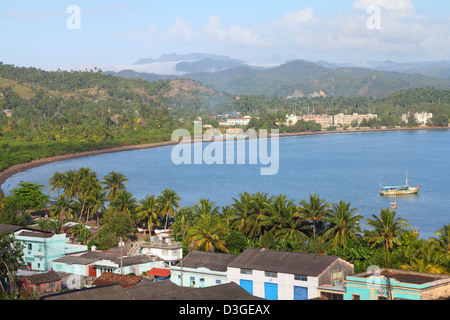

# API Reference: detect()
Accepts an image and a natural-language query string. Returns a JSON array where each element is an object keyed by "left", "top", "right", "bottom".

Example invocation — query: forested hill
[
  {"left": 0, "top": 62, "right": 449, "bottom": 175},
  {"left": 109, "top": 59, "right": 450, "bottom": 99},
  {"left": 0, "top": 62, "right": 232, "bottom": 172}
]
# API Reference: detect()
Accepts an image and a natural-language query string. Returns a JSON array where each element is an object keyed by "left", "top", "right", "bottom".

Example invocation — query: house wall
[
  {"left": 141, "top": 247, "right": 182, "bottom": 263},
  {"left": 318, "top": 259, "right": 354, "bottom": 286},
  {"left": 15, "top": 233, "right": 66, "bottom": 271},
  {"left": 227, "top": 267, "right": 319, "bottom": 300},
  {"left": 170, "top": 266, "right": 229, "bottom": 288}
]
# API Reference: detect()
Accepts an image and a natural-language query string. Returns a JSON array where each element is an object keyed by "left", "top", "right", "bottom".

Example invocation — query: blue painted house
[
  {"left": 0, "top": 224, "right": 87, "bottom": 272},
  {"left": 344, "top": 268, "right": 450, "bottom": 300}
]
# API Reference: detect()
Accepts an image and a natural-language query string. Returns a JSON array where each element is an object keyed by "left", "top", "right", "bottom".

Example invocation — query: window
[
  {"left": 352, "top": 294, "right": 361, "bottom": 300},
  {"left": 216, "top": 280, "right": 221, "bottom": 285},
  {"left": 240, "top": 268, "right": 253, "bottom": 275},
  {"left": 265, "top": 271, "right": 278, "bottom": 278},
  {"left": 295, "top": 274, "right": 307, "bottom": 281},
  {"left": 190, "top": 276, "right": 195, "bottom": 287},
  {"left": 28, "top": 243, "right": 32, "bottom": 250},
  {"left": 321, "top": 292, "right": 343, "bottom": 300},
  {"left": 377, "top": 296, "right": 388, "bottom": 300}
]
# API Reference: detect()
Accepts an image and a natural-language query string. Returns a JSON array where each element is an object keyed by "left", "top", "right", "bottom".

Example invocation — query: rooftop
[
  {"left": 174, "top": 250, "right": 237, "bottom": 272},
  {"left": 92, "top": 272, "right": 146, "bottom": 288},
  {"left": 352, "top": 268, "right": 450, "bottom": 285},
  {"left": 227, "top": 248, "right": 341, "bottom": 276}
]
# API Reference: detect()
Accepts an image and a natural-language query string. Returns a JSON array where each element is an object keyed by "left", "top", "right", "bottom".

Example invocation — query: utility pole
[{"left": 119, "top": 237, "right": 123, "bottom": 275}]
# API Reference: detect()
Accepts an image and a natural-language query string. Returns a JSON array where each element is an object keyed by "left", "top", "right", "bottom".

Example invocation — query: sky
[{"left": 1, "top": 0, "right": 449, "bottom": 71}]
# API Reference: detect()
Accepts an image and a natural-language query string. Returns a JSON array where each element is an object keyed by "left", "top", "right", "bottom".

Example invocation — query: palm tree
[
  {"left": 298, "top": 194, "right": 330, "bottom": 241},
  {"left": 89, "top": 188, "right": 107, "bottom": 226},
  {"left": 50, "top": 196, "right": 75, "bottom": 233},
  {"left": 102, "top": 171, "right": 128, "bottom": 201},
  {"left": 62, "top": 170, "right": 80, "bottom": 200},
  {"left": 188, "top": 204, "right": 229, "bottom": 253},
  {"left": 365, "top": 208, "right": 409, "bottom": 251},
  {"left": 49, "top": 171, "right": 64, "bottom": 197},
  {"left": 136, "top": 195, "right": 160, "bottom": 235},
  {"left": 229, "top": 192, "right": 253, "bottom": 236},
  {"left": 193, "top": 198, "right": 220, "bottom": 217},
  {"left": 430, "top": 224, "right": 450, "bottom": 253},
  {"left": 109, "top": 190, "right": 137, "bottom": 217},
  {"left": 323, "top": 201, "right": 363, "bottom": 248},
  {"left": 271, "top": 200, "right": 308, "bottom": 245},
  {"left": 247, "top": 192, "right": 271, "bottom": 241},
  {"left": 157, "top": 189, "right": 181, "bottom": 230}
]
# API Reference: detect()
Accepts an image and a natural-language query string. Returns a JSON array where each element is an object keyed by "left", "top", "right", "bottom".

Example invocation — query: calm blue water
[{"left": 2, "top": 130, "right": 449, "bottom": 239}]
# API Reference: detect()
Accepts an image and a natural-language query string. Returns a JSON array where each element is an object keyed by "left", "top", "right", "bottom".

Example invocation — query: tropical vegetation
[{"left": 1, "top": 169, "right": 448, "bottom": 275}]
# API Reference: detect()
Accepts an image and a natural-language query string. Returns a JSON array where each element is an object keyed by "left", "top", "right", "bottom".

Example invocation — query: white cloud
[
  {"left": 281, "top": 7, "right": 314, "bottom": 24},
  {"left": 203, "top": 15, "right": 266, "bottom": 47},
  {"left": 166, "top": 17, "right": 196, "bottom": 42}
]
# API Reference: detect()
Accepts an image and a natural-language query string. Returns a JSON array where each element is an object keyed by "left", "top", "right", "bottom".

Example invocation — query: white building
[
  {"left": 227, "top": 247, "right": 354, "bottom": 300},
  {"left": 170, "top": 251, "right": 236, "bottom": 288},
  {"left": 138, "top": 235, "right": 183, "bottom": 266},
  {"left": 402, "top": 112, "right": 433, "bottom": 125},
  {"left": 227, "top": 116, "right": 252, "bottom": 126}
]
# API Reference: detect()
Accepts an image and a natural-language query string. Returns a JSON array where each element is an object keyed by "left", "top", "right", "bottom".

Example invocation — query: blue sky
[{"left": 1, "top": 0, "right": 449, "bottom": 71}]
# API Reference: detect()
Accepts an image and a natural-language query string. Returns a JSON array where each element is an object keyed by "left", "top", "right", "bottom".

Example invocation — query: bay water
[{"left": 2, "top": 129, "right": 449, "bottom": 239}]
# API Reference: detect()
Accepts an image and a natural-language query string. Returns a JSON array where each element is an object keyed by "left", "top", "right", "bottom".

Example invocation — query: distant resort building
[
  {"left": 402, "top": 112, "right": 433, "bottom": 125},
  {"left": 333, "top": 113, "right": 378, "bottom": 126},
  {"left": 286, "top": 113, "right": 378, "bottom": 129},
  {"left": 227, "top": 116, "right": 252, "bottom": 126}
]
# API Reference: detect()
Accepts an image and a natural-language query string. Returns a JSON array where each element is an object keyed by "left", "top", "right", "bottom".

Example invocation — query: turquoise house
[
  {"left": 344, "top": 268, "right": 450, "bottom": 300},
  {"left": 11, "top": 226, "right": 87, "bottom": 272}
]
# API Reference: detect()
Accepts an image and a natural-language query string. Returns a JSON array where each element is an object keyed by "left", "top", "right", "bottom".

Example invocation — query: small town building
[
  {"left": 18, "top": 271, "right": 62, "bottom": 297},
  {"left": 170, "top": 250, "right": 236, "bottom": 288},
  {"left": 227, "top": 247, "right": 354, "bottom": 300},
  {"left": 0, "top": 223, "right": 87, "bottom": 272},
  {"left": 344, "top": 268, "right": 450, "bottom": 300},
  {"left": 52, "top": 250, "right": 164, "bottom": 277},
  {"left": 138, "top": 235, "right": 183, "bottom": 266}
]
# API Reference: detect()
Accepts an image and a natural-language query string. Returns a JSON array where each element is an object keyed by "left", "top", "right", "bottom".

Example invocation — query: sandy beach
[{"left": 1, "top": 126, "right": 447, "bottom": 195}]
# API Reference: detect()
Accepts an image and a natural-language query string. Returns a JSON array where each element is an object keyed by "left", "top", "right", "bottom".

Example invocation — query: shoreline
[{"left": 1, "top": 126, "right": 448, "bottom": 195}]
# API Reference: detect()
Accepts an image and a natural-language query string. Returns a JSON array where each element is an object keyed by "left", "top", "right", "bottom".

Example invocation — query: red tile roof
[{"left": 146, "top": 268, "right": 171, "bottom": 278}]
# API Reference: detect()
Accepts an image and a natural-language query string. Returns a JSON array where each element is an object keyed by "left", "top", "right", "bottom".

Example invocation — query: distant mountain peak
[{"left": 133, "top": 53, "right": 240, "bottom": 65}]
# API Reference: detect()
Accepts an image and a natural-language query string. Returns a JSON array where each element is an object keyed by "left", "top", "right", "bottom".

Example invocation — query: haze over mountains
[{"left": 107, "top": 53, "right": 450, "bottom": 98}]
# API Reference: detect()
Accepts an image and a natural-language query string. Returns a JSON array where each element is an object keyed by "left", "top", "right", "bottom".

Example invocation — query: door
[
  {"left": 239, "top": 279, "right": 253, "bottom": 295},
  {"left": 294, "top": 286, "right": 308, "bottom": 300},
  {"left": 264, "top": 282, "right": 278, "bottom": 300},
  {"left": 88, "top": 266, "right": 96, "bottom": 277}
]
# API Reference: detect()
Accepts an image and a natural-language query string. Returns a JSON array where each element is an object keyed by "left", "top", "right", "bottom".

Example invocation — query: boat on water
[{"left": 380, "top": 174, "right": 420, "bottom": 196}]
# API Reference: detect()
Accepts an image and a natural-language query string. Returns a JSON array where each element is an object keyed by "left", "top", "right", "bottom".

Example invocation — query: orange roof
[{"left": 146, "top": 268, "right": 171, "bottom": 278}]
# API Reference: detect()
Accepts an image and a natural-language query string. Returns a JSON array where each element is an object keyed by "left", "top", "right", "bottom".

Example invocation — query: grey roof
[
  {"left": 0, "top": 224, "right": 24, "bottom": 235},
  {"left": 227, "top": 248, "right": 340, "bottom": 277},
  {"left": 42, "top": 284, "right": 133, "bottom": 300},
  {"left": 52, "top": 255, "right": 98, "bottom": 265},
  {"left": 126, "top": 281, "right": 263, "bottom": 300},
  {"left": 21, "top": 271, "right": 62, "bottom": 285},
  {"left": 118, "top": 254, "right": 160, "bottom": 267},
  {"left": 16, "top": 230, "right": 54, "bottom": 238},
  {"left": 176, "top": 250, "right": 237, "bottom": 272}
]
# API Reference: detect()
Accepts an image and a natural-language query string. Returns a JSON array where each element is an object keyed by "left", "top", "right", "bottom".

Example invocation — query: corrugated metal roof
[
  {"left": 42, "top": 284, "right": 133, "bottom": 300},
  {"left": 21, "top": 271, "right": 62, "bottom": 285},
  {"left": 176, "top": 250, "right": 238, "bottom": 272},
  {"left": 227, "top": 248, "right": 339, "bottom": 276}
]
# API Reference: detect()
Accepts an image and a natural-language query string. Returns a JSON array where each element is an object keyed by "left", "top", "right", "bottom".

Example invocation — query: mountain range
[{"left": 106, "top": 53, "right": 450, "bottom": 98}]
